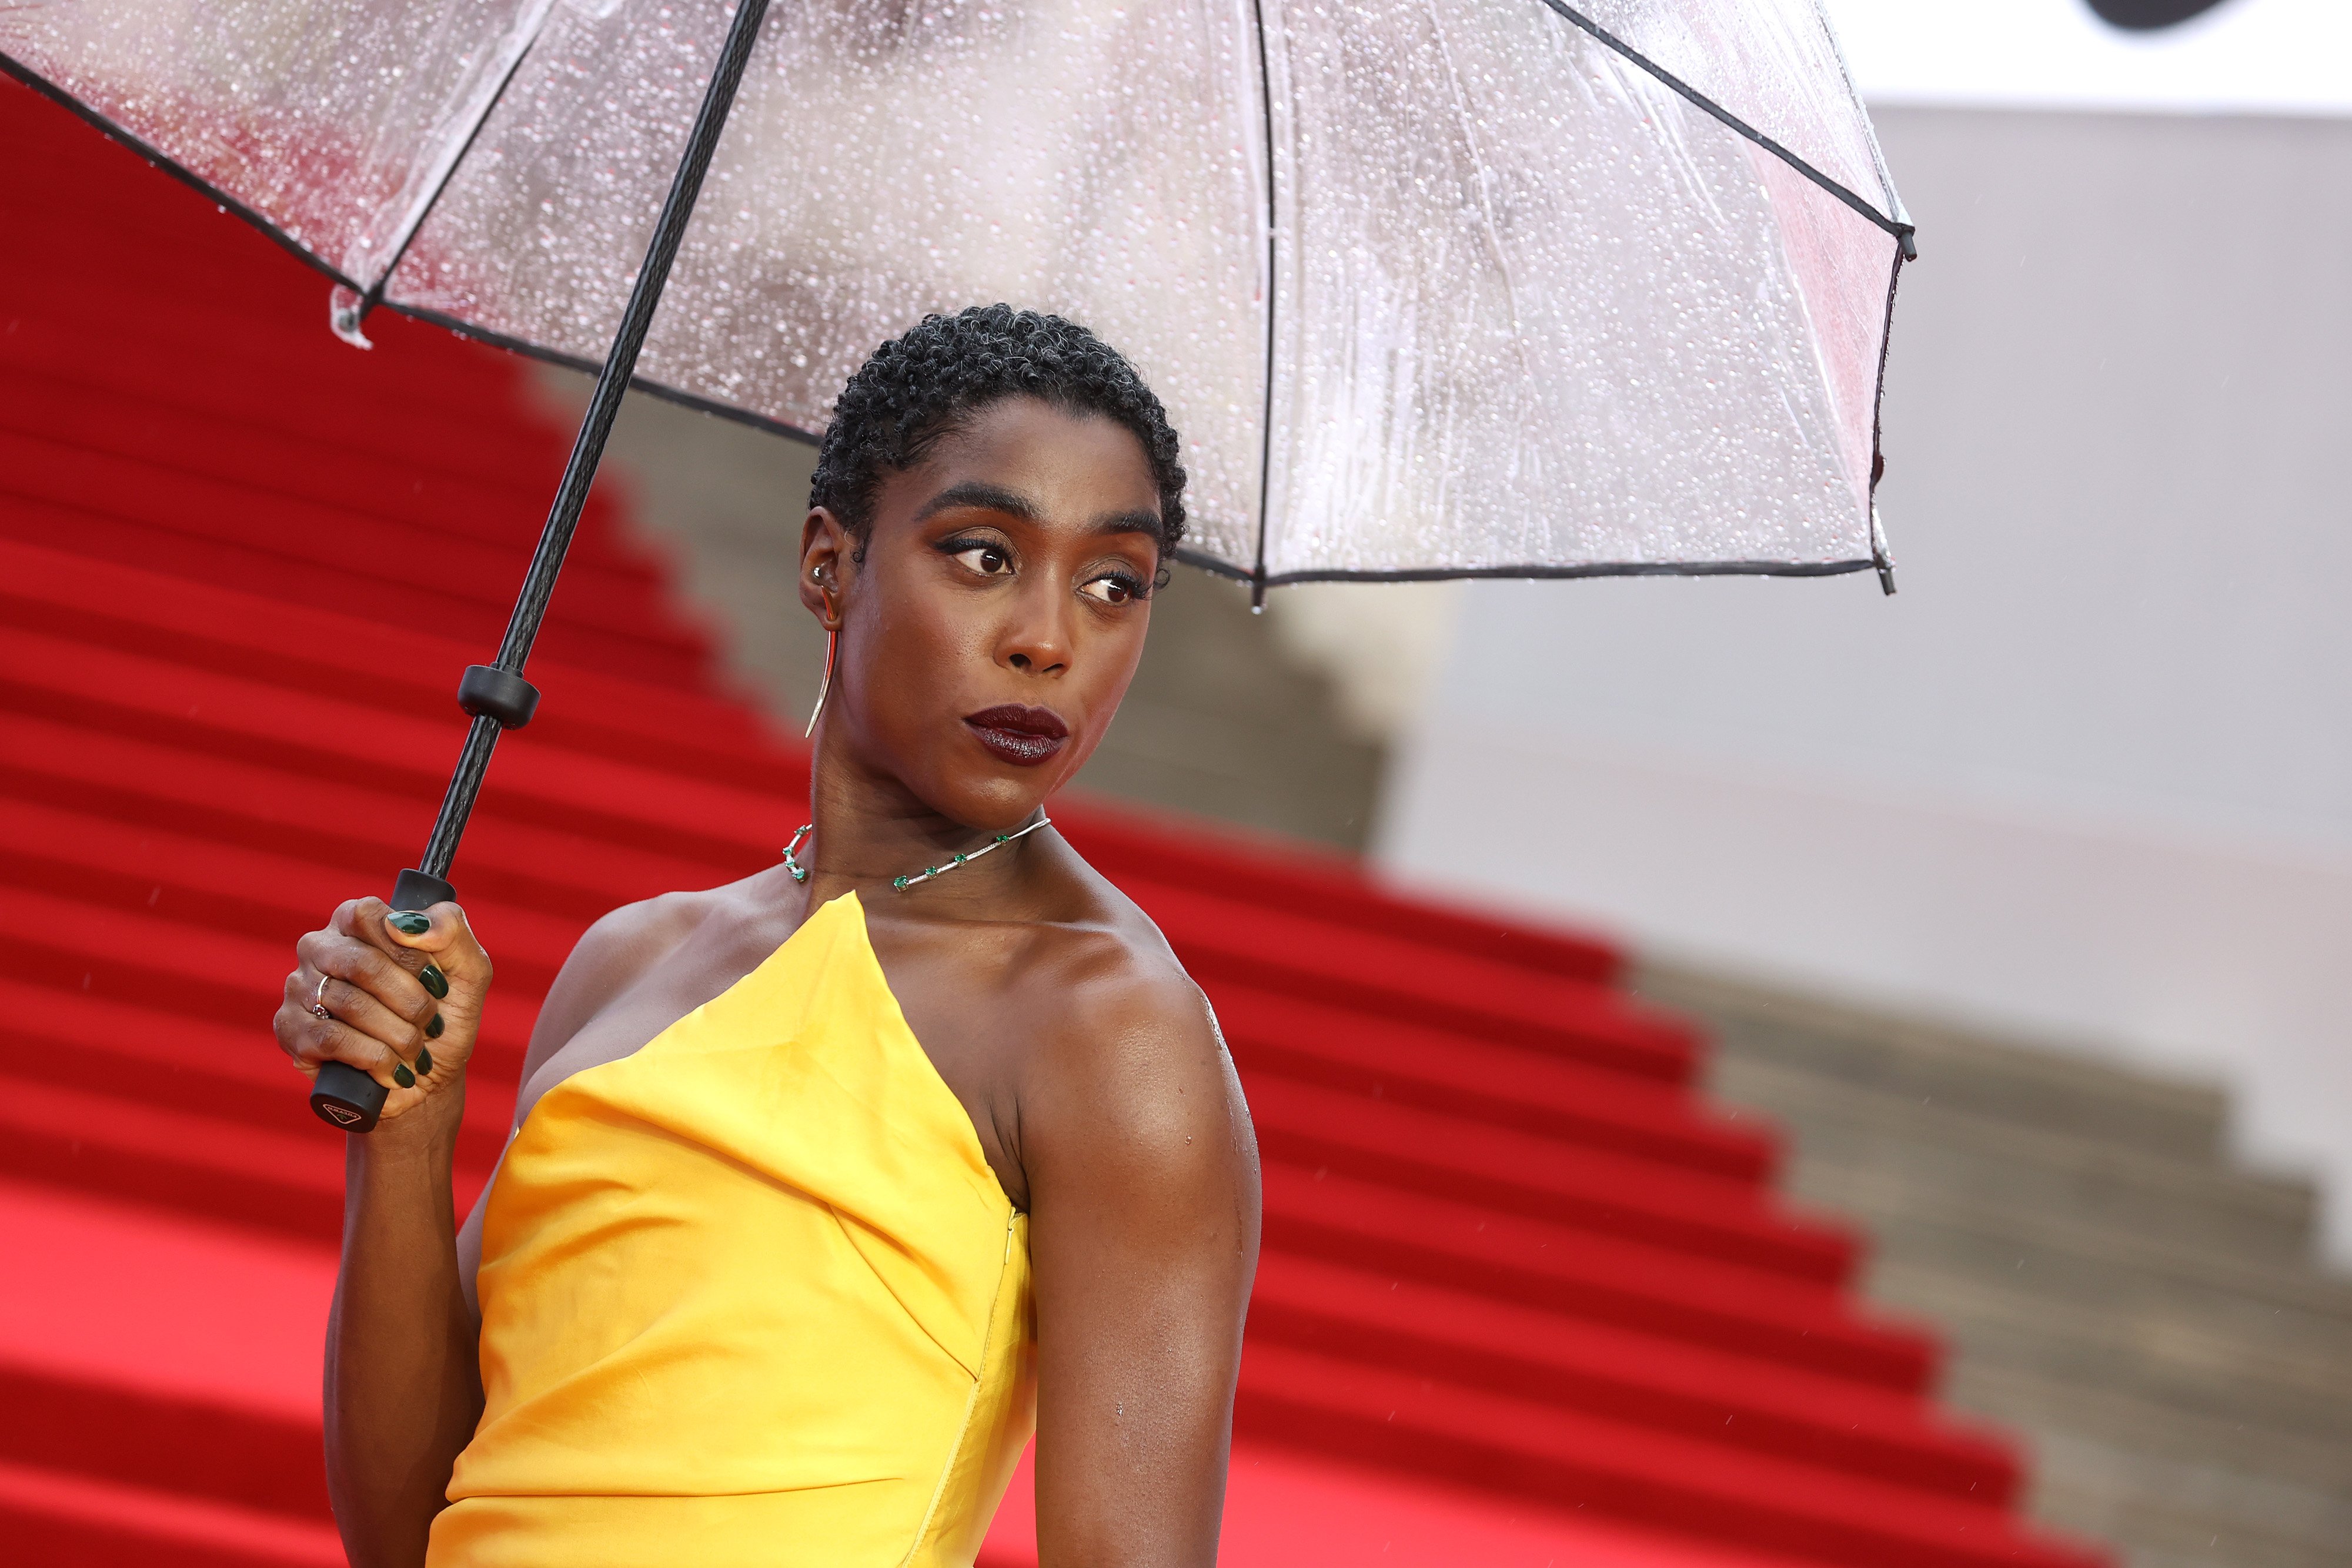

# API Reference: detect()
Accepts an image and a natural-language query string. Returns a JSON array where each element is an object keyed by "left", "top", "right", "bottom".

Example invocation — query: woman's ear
[{"left": 799, "top": 507, "right": 850, "bottom": 628}]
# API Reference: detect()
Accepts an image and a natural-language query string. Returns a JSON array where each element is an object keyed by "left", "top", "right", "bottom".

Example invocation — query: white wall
[
  {"left": 1375, "top": 105, "right": 2352, "bottom": 1258},
  {"left": 1823, "top": 0, "right": 2352, "bottom": 117}
]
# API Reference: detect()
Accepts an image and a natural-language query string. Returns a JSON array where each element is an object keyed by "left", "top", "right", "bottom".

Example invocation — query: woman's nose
[{"left": 1000, "top": 583, "right": 1071, "bottom": 676}]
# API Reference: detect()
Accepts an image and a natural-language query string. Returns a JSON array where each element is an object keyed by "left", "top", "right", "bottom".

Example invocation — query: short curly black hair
[{"left": 809, "top": 305, "right": 1187, "bottom": 559}]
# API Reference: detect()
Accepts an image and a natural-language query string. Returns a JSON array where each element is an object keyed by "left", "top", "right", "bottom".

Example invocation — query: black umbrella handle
[
  {"left": 310, "top": 0, "right": 775, "bottom": 1134},
  {"left": 309, "top": 867, "right": 459, "bottom": 1131}
]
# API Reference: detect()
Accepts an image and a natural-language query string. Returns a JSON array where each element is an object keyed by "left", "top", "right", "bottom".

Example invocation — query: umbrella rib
[
  {"left": 1246, "top": 0, "right": 1281, "bottom": 604},
  {"left": 350, "top": 0, "right": 563, "bottom": 325},
  {"left": 1528, "top": 0, "right": 1915, "bottom": 247}
]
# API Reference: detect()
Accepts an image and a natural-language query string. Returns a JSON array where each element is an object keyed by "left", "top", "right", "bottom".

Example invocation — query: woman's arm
[
  {"left": 278, "top": 898, "right": 492, "bottom": 1568},
  {"left": 1022, "top": 962, "right": 1262, "bottom": 1567}
]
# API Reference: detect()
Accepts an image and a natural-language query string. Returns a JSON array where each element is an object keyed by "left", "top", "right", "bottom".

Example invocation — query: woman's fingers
[
  {"left": 273, "top": 975, "right": 412, "bottom": 1091},
  {"left": 275, "top": 896, "right": 494, "bottom": 1123},
  {"left": 313, "top": 973, "right": 431, "bottom": 1057},
  {"left": 297, "top": 924, "right": 436, "bottom": 1037},
  {"left": 371, "top": 900, "right": 493, "bottom": 997},
  {"left": 345, "top": 897, "right": 490, "bottom": 1082}
]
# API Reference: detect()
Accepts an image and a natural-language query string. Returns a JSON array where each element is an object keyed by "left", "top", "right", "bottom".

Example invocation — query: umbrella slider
[{"left": 458, "top": 664, "right": 542, "bottom": 730}]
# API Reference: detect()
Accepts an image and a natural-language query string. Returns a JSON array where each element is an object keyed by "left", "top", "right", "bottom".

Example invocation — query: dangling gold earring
[{"left": 805, "top": 601, "right": 837, "bottom": 739}]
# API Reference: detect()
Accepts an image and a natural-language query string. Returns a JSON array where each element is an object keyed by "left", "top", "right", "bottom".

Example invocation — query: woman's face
[{"left": 801, "top": 394, "right": 1163, "bottom": 830}]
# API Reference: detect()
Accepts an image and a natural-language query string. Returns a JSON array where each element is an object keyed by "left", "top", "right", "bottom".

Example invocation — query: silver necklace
[{"left": 782, "top": 813, "right": 1053, "bottom": 891}]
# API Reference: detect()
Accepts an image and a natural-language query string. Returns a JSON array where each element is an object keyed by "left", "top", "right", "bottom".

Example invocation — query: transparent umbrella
[{"left": 2, "top": 0, "right": 1912, "bottom": 1126}]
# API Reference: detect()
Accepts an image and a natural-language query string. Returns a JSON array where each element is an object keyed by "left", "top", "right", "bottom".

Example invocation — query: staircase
[
  {"left": 1648, "top": 967, "right": 2352, "bottom": 1568},
  {"left": 0, "top": 75, "right": 2106, "bottom": 1568}
]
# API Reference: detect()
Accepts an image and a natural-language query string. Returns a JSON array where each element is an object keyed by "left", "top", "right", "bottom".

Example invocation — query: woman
[{"left": 275, "top": 306, "right": 1262, "bottom": 1567}]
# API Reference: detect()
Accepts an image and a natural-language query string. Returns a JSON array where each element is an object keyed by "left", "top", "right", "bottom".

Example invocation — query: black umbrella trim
[
  {"left": 1177, "top": 547, "right": 1877, "bottom": 587},
  {"left": 393, "top": 302, "right": 824, "bottom": 449},
  {"left": 0, "top": 50, "right": 371, "bottom": 295}
]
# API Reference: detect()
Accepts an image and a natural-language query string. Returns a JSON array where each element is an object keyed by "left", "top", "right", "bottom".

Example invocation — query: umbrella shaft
[
  {"left": 420, "top": 715, "right": 502, "bottom": 880},
  {"left": 493, "top": 0, "right": 774, "bottom": 676},
  {"left": 416, "top": 0, "right": 774, "bottom": 881}
]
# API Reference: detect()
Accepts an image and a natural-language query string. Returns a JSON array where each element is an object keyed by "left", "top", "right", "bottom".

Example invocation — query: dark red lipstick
[{"left": 963, "top": 703, "right": 1070, "bottom": 767}]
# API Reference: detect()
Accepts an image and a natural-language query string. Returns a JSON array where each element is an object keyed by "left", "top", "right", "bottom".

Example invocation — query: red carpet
[{"left": 0, "top": 75, "right": 2107, "bottom": 1568}]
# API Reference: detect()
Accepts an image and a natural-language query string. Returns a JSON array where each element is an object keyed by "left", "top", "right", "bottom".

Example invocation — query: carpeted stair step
[
  {"left": 0, "top": 1460, "right": 342, "bottom": 1568},
  {"left": 1247, "top": 1077, "right": 1850, "bottom": 1283},
  {"left": 1214, "top": 983, "right": 1775, "bottom": 1181},
  {"left": 0, "top": 1363, "right": 327, "bottom": 1523},
  {"left": 1262, "top": 1164, "right": 1935, "bottom": 1390},
  {"left": 0, "top": 365, "right": 638, "bottom": 553},
  {"left": 1236, "top": 1342, "right": 2103, "bottom": 1568},
  {"left": 1246, "top": 1252, "right": 2018, "bottom": 1503},
  {"left": 0, "top": 882, "right": 537, "bottom": 1061},
  {"left": 0, "top": 977, "right": 517, "bottom": 1174},
  {"left": 0, "top": 430, "right": 692, "bottom": 642}
]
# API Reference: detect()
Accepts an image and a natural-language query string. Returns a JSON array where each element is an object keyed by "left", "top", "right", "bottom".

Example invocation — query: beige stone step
[
  {"left": 1642, "top": 967, "right": 2231, "bottom": 1163},
  {"left": 2024, "top": 1427, "right": 2352, "bottom": 1568},
  {"left": 1719, "top": 1055, "right": 2316, "bottom": 1268},
  {"left": 1945, "top": 1359, "right": 2352, "bottom": 1505},
  {"left": 1867, "top": 1259, "right": 2352, "bottom": 1444},
  {"left": 1830, "top": 1172, "right": 2352, "bottom": 1348}
]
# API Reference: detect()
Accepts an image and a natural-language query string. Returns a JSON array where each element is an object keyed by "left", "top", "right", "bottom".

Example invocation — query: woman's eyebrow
[
  {"left": 1088, "top": 507, "right": 1162, "bottom": 538},
  {"left": 913, "top": 480, "right": 1039, "bottom": 523}
]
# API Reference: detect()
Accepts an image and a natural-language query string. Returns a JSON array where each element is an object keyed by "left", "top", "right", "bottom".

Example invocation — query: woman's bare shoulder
[{"left": 1013, "top": 869, "right": 1253, "bottom": 1179}]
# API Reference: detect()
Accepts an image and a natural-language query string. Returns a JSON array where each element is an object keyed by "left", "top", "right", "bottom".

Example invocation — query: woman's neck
[{"left": 796, "top": 736, "right": 1051, "bottom": 915}]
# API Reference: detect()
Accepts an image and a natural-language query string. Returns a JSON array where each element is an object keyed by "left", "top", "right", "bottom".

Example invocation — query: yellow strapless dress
[{"left": 427, "top": 892, "right": 1034, "bottom": 1567}]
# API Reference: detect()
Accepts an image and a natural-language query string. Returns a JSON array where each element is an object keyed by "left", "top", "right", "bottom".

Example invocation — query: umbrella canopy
[{"left": 4, "top": 0, "right": 1910, "bottom": 589}]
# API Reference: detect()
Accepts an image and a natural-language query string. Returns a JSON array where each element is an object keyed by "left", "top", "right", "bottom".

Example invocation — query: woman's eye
[
  {"left": 1080, "top": 574, "right": 1141, "bottom": 606},
  {"left": 953, "top": 544, "right": 1011, "bottom": 577}
]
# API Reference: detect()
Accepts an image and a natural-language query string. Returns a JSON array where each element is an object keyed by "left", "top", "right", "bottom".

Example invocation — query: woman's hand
[{"left": 276, "top": 898, "right": 493, "bottom": 1125}]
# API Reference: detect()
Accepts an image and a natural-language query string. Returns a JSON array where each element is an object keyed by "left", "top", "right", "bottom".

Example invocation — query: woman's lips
[{"left": 963, "top": 704, "right": 1070, "bottom": 767}]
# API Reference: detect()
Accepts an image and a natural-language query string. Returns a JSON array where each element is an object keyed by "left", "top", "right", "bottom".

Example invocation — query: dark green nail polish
[
  {"left": 420, "top": 964, "right": 449, "bottom": 999},
  {"left": 389, "top": 911, "right": 431, "bottom": 936},
  {"left": 416, "top": 1047, "right": 435, "bottom": 1076},
  {"left": 392, "top": 1063, "right": 416, "bottom": 1089},
  {"left": 426, "top": 1013, "right": 445, "bottom": 1039}
]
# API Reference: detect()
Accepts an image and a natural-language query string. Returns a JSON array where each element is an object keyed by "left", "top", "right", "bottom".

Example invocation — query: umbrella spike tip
[{"left": 329, "top": 285, "right": 375, "bottom": 350}]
